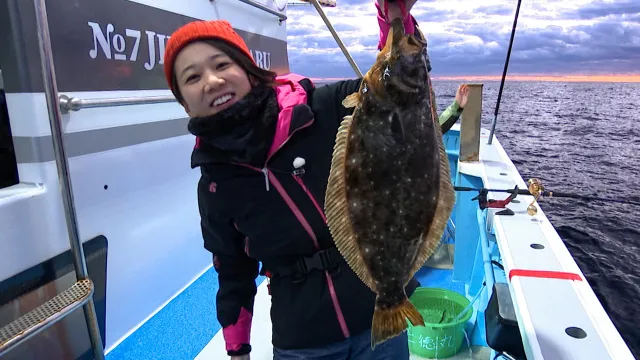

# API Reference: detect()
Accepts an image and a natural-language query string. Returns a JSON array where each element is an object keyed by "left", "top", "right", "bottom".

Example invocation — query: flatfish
[{"left": 324, "top": 18, "right": 455, "bottom": 348}]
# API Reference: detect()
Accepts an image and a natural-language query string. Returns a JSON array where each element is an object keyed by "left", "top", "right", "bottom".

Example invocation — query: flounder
[{"left": 324, "top": 18, "right": 456, "bottom": 347}]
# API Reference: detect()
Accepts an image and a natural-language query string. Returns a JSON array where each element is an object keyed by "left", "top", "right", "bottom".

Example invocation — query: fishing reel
[
  {"left": 467, "top": 178, "right": 548, "bottom": 216},
  {"left": 526, "top": 178, "right": 545, "bottom": 216}
]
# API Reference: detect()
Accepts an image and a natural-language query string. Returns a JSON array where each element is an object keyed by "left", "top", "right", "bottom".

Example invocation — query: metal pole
[
  {"left": 236, "top": 0, "right": 288, "bottom": 22},
  {"left": 33, "top": 1, "right": 105, "bottom": 359},
  {"left": 307, "top": 0, "right": 363, "bottom": 78}
]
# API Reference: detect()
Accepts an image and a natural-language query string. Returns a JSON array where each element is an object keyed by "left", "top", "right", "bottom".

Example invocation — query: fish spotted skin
[{"left": 324, "top": 18, "right": 455, "bottom": 348}]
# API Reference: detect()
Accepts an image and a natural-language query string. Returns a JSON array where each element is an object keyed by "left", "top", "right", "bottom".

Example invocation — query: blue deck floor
[
  {"left": 106, "top": 264, "right": 475, "bottom": 360},
  {"left": 105, "top": 268, "right": 266, "bottom": 360}
]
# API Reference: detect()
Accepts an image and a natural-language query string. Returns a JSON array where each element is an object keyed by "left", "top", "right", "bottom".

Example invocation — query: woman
[{"left": 162, "top": 1, "right": 468, "bottom": 358}]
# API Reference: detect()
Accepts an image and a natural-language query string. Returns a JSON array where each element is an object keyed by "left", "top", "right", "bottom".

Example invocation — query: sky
[{"left": 284, "top": 0, "right": 640, "bottom": 80}]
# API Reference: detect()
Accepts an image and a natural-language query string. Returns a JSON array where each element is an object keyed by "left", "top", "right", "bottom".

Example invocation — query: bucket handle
[{"left": 452, "top": 282, "right": 486, "bottom": 324}]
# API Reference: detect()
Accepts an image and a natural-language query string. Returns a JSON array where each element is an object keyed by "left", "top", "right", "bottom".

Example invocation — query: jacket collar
[{"left": 191, "top": 74, "right": 315, "bottom": 170}]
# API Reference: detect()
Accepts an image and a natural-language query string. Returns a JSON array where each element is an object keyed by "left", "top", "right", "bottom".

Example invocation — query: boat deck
[
  {"left": 104, "top": 264, "right": 492, "bottom": 360},
  {"left": 102, "top": 124, "right": 634, "bottom": 360}
]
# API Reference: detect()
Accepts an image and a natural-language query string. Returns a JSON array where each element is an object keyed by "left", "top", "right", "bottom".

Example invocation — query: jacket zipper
[
  {"left": 261, "top": 167, "right": 270, "bottom": 191},
  {"left": 255, "top": 120, "right": 315, "bottom": 192}
]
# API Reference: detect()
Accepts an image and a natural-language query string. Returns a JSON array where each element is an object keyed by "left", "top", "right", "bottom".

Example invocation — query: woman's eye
[
  {"left": 216, "top": 62, "right": 230, "bottom": 70},
  {"left": 185, "top": 74, "right": 199, "bottom": 83}
]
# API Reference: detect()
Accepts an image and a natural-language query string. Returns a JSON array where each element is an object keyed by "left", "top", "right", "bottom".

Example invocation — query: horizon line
[{"left": 307, "top": 74, "right": 640, "bottom": 83}]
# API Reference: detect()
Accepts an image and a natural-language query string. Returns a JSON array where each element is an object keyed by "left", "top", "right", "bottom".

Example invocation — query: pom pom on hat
[{"left": 163, "top": 20, "right": 254, "bottom": 96}]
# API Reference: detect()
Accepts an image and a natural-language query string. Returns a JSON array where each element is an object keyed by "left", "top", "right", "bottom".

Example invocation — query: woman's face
[{"left": 174, "top": 41, "right": 252, "bottom": 117}]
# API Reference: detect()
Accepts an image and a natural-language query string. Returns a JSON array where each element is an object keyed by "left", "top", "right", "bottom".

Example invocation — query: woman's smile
[{"left": 209, "top": 92, "right": 238, "bottom": 112}]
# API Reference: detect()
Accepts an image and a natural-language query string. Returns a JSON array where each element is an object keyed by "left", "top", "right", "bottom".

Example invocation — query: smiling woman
[
  {"left": 157, "top": 0, "right": 446, "bottom": 358},
  {"left": 157, "top": 0, "right": 473, "bottom": 358}
]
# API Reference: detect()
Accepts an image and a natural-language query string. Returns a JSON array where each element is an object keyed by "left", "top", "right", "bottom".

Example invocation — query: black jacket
[{"left": 193, "top": 76, "right": 458, "bottom": 355}]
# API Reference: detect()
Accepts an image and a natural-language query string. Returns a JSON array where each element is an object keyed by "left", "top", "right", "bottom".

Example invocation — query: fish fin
[
  {"left": 370, "top": 297, "right": 424, "bottom": 349},
  {"left": 409, "top": 113, "right": 456, "bottom": 277},
  {"left": 342, "top": 92, "right": 360, "bottom": 108},
  {"left": 324, "top": 114, "right": 377, "bottom": 292}
]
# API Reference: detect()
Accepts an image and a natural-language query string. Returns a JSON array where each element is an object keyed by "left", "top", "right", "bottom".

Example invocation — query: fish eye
[{"left": 383, "top": 65, "right": 391, "bottom": 80}]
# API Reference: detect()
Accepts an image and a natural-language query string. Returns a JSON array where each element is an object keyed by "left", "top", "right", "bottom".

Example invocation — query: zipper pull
[{"left": 262, "top": 167, "right": 270, "bottom": 191}]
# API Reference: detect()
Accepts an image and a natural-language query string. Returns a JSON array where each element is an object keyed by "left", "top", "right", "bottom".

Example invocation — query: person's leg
[
  {"left": 348, "top": 329, "right": 410, "bottom": 360},
  {"left": 273, "top": 338, "right": 350, "bottom": 360}
]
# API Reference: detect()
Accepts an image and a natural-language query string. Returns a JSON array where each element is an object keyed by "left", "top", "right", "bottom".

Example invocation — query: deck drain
[
  {"left": 530, "top": 243, "right": 545, "bottom": 249},
  {"left": 500, "top": 172, "right": 508, "bottom": 176},
  {"left": 565, "top": 327, "right": 587, "bottom": 339}
]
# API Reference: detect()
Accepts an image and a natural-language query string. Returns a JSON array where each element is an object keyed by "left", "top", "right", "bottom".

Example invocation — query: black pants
[{"left": 273, "top": 328, "right": 410, "bottom": 360}]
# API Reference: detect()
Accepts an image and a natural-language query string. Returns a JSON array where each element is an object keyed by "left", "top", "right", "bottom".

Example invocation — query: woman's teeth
[{"left": 213, "top": 94, "right": 233, "bottom": 107}]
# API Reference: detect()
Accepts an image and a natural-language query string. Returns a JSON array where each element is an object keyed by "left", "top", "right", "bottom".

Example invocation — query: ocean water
[{"left": 432, "top": 80, "right": 640, "bottom": 358}]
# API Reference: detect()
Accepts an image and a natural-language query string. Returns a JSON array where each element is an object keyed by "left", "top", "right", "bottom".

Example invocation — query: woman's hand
[
  {"left": 455, "top": 84, "right": 469, "bottom": 109},
  {"left": 378, "top": 0, "right": 418, "bottom": 22}
]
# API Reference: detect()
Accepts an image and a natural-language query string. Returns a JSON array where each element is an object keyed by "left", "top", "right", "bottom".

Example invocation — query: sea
[{"left": 432, "top": 80, "right": 640, "bottom": 358}]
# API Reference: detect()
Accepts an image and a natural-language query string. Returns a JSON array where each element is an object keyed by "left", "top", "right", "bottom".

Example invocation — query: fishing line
[{"left": 488, "top": 0, "right": 523, "bottom": 145}]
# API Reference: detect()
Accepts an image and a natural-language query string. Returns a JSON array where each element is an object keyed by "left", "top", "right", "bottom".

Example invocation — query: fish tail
[{"left": 370, "top": 295, "right": 424, "bottom": 349}]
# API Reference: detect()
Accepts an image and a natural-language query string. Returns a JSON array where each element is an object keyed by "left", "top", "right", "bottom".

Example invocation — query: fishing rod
[
  {"left": 455, "top": 178, "right": 640, "bottom": 214},
  {"left": 487, "top": 0, "right": 523, "bottom": 145}
]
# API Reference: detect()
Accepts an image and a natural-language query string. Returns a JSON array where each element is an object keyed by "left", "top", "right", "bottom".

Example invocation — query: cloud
[
  {"left": 283, "top": 0, "right": 640, "bottom": 78},
  {"left": 567, "top": 0, "right": 640, "bottom": 19}
]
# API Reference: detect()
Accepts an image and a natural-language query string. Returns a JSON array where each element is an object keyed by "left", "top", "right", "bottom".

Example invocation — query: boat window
[{"left": 0, "top": 69, "right": 19, "bottom": 189}]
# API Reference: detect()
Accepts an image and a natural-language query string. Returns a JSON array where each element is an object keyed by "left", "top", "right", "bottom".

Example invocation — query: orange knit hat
[{"left": 163, "top": 20, "right": 255, "bottom": 96}]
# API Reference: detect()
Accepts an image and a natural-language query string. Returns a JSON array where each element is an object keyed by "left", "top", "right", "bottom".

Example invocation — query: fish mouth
[
  {"left": 383, "top": 19, "right": 428, "bottom": 93},
  {"left": 383, "top": 54, "right": 428, "bottom": 94}
]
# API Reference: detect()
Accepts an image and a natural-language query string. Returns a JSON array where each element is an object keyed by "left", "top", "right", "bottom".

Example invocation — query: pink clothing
[
  {"left": 375, "top": 1, "right": 418, "bottom": 50},
  {"left": 223, "top": 307, "right": 253, "bottom": 352}
]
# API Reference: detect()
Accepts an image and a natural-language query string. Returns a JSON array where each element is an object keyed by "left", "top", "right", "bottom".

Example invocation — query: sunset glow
[
  {"left": 309, "top": 74, "right": 640, "bottom": 83},
  {"left": 432, "top": 74, "right": 640, "bottom": 83}
]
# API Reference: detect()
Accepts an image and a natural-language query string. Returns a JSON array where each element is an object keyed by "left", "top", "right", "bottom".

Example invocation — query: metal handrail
[
  {"left": 30, "top": 0, "right": 106, "bottom": 359},
  {"left": 236, "top": 0, "right": 287, "bottom": 22},
  {"left": 59, "top": 94, "right": 177, "bottom": 113}
]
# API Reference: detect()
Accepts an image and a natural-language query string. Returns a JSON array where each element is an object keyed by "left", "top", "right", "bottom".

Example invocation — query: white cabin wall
[
  {"left": 0, "top": 0, "right": 290, "bottom": 351},
  {"left": 128, "top": 0, "right": 288, "bottom": 41}
]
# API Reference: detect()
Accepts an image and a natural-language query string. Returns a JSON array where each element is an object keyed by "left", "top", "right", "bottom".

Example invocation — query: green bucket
[{"left": 407, "top": 287, "right": 472, "bottom": 359}]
